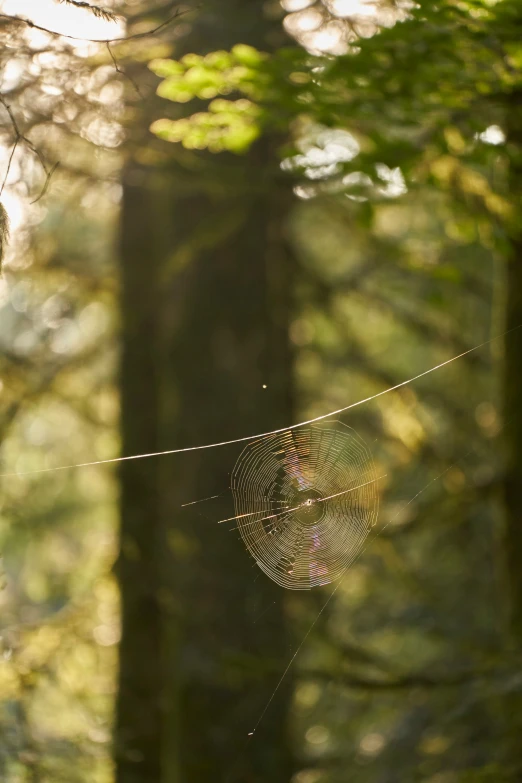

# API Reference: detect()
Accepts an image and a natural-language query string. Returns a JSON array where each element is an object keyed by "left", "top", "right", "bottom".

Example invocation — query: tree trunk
[
  {"left": 502, "top": 88, "right": 522, "bottom": 773},
  {"left": 115, "top": 174, "right": 164, "bottom": 783},
  {"left": 159, "top": 140, "right": 295, "bottom": 783},
  {"left": 504, "top": 247, "right": 522, "bottom": 641},
  {"left": 115, "top": 4, "right": 295, "bottom": 781}
]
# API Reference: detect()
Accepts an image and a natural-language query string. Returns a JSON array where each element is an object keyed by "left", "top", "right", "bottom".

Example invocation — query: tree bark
[
  {"left": 115, "top": 4, "right": 295, "bottom": 781},
  {"left": 504, "top": 247, "right": 522, "bottom": 640},
  {"left": 115, "top": 174, "right": 164, "bottom": 783},
  {"left": 159, "top": 141, "right": 294, "bottom": 783},
  {"left": 502, "top": 88, "right": 522, "bottom": 772}
]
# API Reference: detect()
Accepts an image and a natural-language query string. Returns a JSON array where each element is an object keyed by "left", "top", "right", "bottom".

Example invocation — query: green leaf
[
  {"left": 231, "top": 44, "right": 265, "bottom": 67},
  {"left": 148, "top": 58, "right": 185, "bottom": 78}
]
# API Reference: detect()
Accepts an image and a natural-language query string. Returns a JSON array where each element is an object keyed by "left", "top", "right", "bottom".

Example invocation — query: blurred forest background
[{"left": 0, "top": 0, "right": 520, "bottom": 781}]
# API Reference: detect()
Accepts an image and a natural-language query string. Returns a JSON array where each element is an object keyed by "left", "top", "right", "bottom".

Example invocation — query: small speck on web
[{"left": 262, "top": 384, "right": 267, "bottom": 389}]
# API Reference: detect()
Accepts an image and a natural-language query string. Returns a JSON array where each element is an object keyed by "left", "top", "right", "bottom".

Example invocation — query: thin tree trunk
[
  {"left": 502, "top": 236, "right": 522, "bottom": 776},
  {"left": 503, "top": 89, "right": 522, "bottom": 772},
  {"left": 504, "top": 247, "right": 522, "bottom": 640}
]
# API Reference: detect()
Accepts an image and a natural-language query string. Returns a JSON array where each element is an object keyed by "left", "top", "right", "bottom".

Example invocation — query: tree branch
[
  {"left": 0, "top": 5, "right": 193, "bottom": 201},
  {"left": 0, "top": 95, "right": 59, "bottom": 203},
  {"left": 57, "top": 0, "right": 118, "bottom": 23},
  {"left": 106, "top": 40, "right": 142, "bottom": 97},
  {"left": 0, "top": 5, "right": 191, "bottom": 44},
  {"left": 303, "top": 667, "right": 486, "bottom": 690}
]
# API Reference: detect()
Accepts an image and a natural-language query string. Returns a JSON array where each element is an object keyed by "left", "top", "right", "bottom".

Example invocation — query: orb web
[{"left": 231, "top": 422, "right": 379, "bottom": 590}]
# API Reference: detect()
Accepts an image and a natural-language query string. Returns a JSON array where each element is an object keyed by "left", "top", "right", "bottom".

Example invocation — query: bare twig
[
  {"left": 106, "top": 40, "right": 142, "bottom": 97},
  {"left": 0, "top": 96, "right": 21, "bottom": 194},
  {"left": 0, "top": 95, "right": 59, "bottom": 203},
  {"left": 30, "top": 161, "right": 60, "bottom": 204},
  {"left": 0, "top": 137, "right": 18, "bottom": 197},
  {"left": 0, "top": 5, "right": 192, "bottom": 200},
  {"left": 57, "top": 0, "right": 118, "bottom": 23},
  {"left": 0, "top": 0, "right": 190, "bottom": 204}
]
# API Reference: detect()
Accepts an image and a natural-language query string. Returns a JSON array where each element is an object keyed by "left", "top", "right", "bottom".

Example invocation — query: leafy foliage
[
  {"left": 149, "top": 45, "right": 268, "bottom": 152},
  {"left": 150, "top": 0, "right": 522, "bottom": 227}
]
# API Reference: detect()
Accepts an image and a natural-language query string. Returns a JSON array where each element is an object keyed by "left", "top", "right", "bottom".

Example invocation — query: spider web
[
  {"left": 1, "top": 327, "right": 516, "bottom": 747},
  {"left": 230, "top": 422, "right": 380, "bottom": 589}
]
